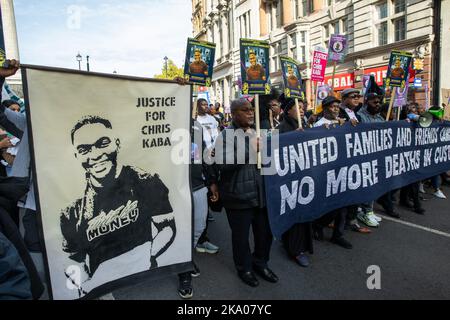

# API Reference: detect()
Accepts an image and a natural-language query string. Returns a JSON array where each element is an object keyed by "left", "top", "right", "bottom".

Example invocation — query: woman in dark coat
[{"left": 276, "top": 96, "right": 313, "bottom": 267}]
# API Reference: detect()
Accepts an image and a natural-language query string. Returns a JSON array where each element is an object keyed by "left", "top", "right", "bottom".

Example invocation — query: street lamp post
[
  {"left": 76, "top": 53, "right": 82, "bottom": 71},
  {"left": 164, "top": 56, "right": 168, "bottom": 79},
  {"left": 86, "top": 55, "right": 90, "bottom": 72}
]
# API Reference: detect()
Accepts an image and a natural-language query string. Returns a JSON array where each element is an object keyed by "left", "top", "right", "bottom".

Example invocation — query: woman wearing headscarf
[{"left": 276, "top": 95, "right": 312, "bottom": 267}]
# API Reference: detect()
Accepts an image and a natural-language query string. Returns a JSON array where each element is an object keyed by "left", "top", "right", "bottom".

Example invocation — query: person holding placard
[
  {"left": 276, "top": 97, "right": 312, "bottom": 267},
  {"left": 215, "top": 98, "right": 278, "bottom": 287},
  {"left": 312, "top": 96, "right": 353, "bottom": 249}
]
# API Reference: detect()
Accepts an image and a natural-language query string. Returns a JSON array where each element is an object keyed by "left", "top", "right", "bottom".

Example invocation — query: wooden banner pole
[
  {"left": 255, "top": 94, "right": 262, "bottom": 169},
  {"left": 386, "top": 88, "right": 396, "bottom": 121},
  {"left": 269, "top": 109, "right": 274, "bottom": 129},
  {"left": 295, "top": 98, "right": 303, "bottom": 129},
  {"left": 330, "top": 61, "right": 337, "bottom": 93},
  {"left": 192, "top": 84, "right": 198, "bottom": 120},
  {"left": 312, "top": 81, "right": 316, "bottom": 114}
]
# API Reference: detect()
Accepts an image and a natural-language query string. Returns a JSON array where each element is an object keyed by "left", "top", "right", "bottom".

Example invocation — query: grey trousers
[{"left": 193, "top": 187, "right": 208, "bottom": 248}]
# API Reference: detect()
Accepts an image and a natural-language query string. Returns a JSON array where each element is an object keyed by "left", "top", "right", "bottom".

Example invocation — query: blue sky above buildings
[{"left": 14, "top": 0, "right": 191, "bottom": 77}]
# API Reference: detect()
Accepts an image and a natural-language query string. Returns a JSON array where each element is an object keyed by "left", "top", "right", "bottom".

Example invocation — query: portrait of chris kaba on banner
[
  {"left": 23, "top": 66, "right": 192, "bottom": 300},
  {"left": 61, "top": 116, "right": 175, "bottom": 281}
]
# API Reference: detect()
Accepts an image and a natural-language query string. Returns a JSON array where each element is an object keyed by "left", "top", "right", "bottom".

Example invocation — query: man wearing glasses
[
  {"left": 338, "top": 89, "right": 381, "bottom": 233},
  {"left": 339, "top": 88, "right": 362, "bottom": 125}
]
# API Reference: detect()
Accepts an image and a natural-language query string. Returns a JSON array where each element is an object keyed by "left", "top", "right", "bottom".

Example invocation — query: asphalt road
[{"left": 111, "top": 182, "right": 450, "bottom": 300}]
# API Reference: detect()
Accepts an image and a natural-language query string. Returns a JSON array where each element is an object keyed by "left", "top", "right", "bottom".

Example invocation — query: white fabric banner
[{"left": 23, "top": 66, "right": 192, "bottom": 300}]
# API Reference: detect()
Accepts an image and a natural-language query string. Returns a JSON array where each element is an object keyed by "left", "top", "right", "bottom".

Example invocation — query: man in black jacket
[
  {"left": 215, "top": 98, "right": 278, "bottom": 287},
  {"left": 277, "top": 96, "right": 307, "bottom": 133},
  {"left": 339, "top": 88, "right": 362, "bottom": 124},
  {"left": 276, "top": 97, "right": 313, "bottom": 267}
]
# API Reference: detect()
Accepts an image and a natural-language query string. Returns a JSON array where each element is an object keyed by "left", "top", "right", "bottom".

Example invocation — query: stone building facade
[{"left": 192, "top": 0, "right": 437, "bottom": 109}]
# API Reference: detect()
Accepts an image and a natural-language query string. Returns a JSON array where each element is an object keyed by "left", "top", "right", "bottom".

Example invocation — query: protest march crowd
[
  {"left": 0, "top": 51, "right": 449, "bottom": 300},
  {"left": 175, "top": 81, "right": 450, "bottom": 299}
]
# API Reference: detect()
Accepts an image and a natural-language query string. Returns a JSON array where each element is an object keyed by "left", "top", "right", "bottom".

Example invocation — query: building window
[
  {"left": 243, "top": 14, "right": 247, "bottom": 37},
  {"left": 342, "top": 17, "right": 349, "bottom": 34},
  {"left": 324, "top": 25, "right": 330, "bottom": 39},
  {"left": 299, "top": 46, "right": 306, "bottom": 63},
  {"left": 238, "top": 11, "right": 251, "bottom": 38},
  {"left": 276, "top": 0, "right": 283, "bottom": 28},
  {"left": 289, "top": 34, "right": 297, "bottom": 60},
  {"left": 394, "top": 0, "right": 406, "bottom": 14},
  {"left": 394, "top": 17, "right": 406, "bottom": 41},
  {"left": 378, "top": 21, "right": 388, "bottom": 45},
  {"left": 334, "top": 21, "right": 340, "bottom": 34},
  {"left": 289, "top": 0, "right": 315, "bottom": 19},
  {"left": 228, "top": 10, "right": 234, "bottom": 49},
  {"left": 267, "top": 3, "right": 273, "bottom": 32},
  {"left": 302, "top": 0, "right": 308, "bottom": 16},
  {"left": 271, "top": 42, "right": 282, "bottom": 71},
  {"left": 219, "top": 26, "right": 223, "bottom": 56},
  {"left": 300, "top": 31, "right": 306, "bottom": 43},
  {"left": 293, "top": 0, "right": 301, "bottom": 19},
  {"left": 377, "top": 1, "right": 388, "bottom": 19},
  {"left": 375, "top": 0, "right": 407, "bottom": 46}
]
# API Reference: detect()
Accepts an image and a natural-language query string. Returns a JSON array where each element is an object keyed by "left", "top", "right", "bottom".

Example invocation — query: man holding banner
[
  {"left": 276, "top": 97, "right": 313, "bottom": 267},
  {"left": 215, "top": 98, "right": 278, "bottom": 287},
  {"left": 312, "top": 96, "right": 353, "bottom": 249},
  {"left": 339, "top": 88, "right": 361, "bottom": 124}
]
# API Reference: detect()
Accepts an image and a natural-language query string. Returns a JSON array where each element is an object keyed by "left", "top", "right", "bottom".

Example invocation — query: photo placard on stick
[
  {"left": 328, "top": 34, "right": 347, "bottom": 62},
  {"left": 442, "top": 88, "right": 450, "bottom": 121},
  {"left": 394, "top": 81, "right": 409, "bottom": 107},
  {"left": 240, "top": 38, "right": 271, "bottom": 95},
  {"left": 362, "top": 74, "right": 371, "bottom": 96},
  {"left": 316, "top": 84, "right": 332, "bottom": 106},
  {"left": 311, "top": 47, "right": 328, "bottom": 82},
  {"left": 280, "top": 56, "right": 302, "bottom": 99},
  {"left": 385, "top": 50, "right": 413, "bottom": 88},
  {"left": 183, "top": 38, "right": 216, "bottom": 86}
]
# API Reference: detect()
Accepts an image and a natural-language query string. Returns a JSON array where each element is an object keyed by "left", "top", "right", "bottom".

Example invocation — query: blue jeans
[{"left": 431, "top": 175, "right": 441, "bottom": 190}]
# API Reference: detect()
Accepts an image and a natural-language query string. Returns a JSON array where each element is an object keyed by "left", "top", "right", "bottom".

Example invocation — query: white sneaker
[
  {"left": 434, "top": 189, "right": 447, "bottom": 199},
  {"left": 195, "top": 241, "right": 219, "bottom": 254},
  {"left": 419, "top": 183, "right": 426, "bottom": 194},
  {"left": 367, "top": 211, "right": 382, "bottom": 222},
  {"left": 357, "top": 213, "right": 379, "bottom": 227}
]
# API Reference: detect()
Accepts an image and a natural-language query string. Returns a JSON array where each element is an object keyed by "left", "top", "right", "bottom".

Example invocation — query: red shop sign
[
  {"left": 318, "top": 73, "right": 355, "bottom": 90},
  {"left": 364, "top": 66, "right": 388, "bottom": 85},
  {"left": 364, "top": 66, "right": 416, "bottom": 85}
]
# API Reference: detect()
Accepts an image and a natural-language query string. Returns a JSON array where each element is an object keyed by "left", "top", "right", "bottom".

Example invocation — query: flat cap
[{"left": 341, "top": 88, "right": 360, "bottom": 98}]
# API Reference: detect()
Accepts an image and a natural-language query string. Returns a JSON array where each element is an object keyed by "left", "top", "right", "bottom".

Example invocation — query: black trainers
[
  {"left": 399, "top": 200, "right": 414, "bottom": 209},
  {"left": 331, "top": 237, "right": 353, "bottom": 249},
  {"left": 312, "top": 226, "right": 324, "bottom": 241},
  {"left": 386, "top": 210, "right": 400, "bottom": 219},
  {"left": 190, "top": 262, "right": 200, "bottom": 278},
  {"left": 178, "top": 272, "right": 193, "bottom": 299}
]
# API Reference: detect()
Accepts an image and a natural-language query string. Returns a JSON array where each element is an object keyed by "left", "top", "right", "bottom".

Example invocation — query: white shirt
[
  {"left": 344, "top": 107, "right": 359, "bottom": 121},
  {"left": 196, "top": 114, "right": 219, "bottom": 149},
  {"left": 314, "top": 117, "right": 337, "bottom": 127}
]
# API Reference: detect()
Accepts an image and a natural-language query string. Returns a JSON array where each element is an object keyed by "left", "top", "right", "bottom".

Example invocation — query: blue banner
[{"left": 264, "top": 121, "right": 450, "bottom": 239}]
